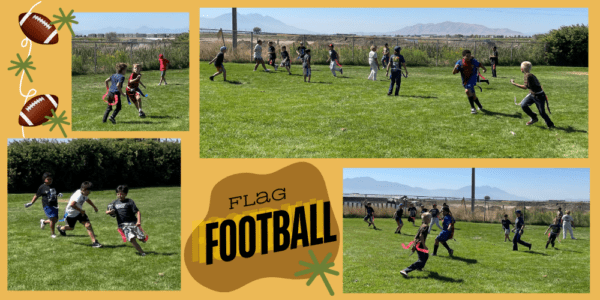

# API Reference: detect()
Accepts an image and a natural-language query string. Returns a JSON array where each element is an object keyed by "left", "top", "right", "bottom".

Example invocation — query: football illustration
[
  {"left": 18, "top": 12, "right": 59, "bottom": 45},
  {"left": 19, "top": 94, "right": 59, "bottom": 127}
]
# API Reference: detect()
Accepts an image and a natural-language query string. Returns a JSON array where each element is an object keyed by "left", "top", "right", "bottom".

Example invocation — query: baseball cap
[
  {"left": 220, "top": 46, "right": 227, "bottom": 51},
  {"left": 394, "top": 46, "right": 401, "bottom": 52}
]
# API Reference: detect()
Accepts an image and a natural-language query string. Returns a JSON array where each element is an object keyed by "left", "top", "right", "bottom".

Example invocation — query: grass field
[
  {"left": 8, "top": 187, "right": 181, "bottom": 290},
  {"left": 343, "top": 218, "right": 589, "bottom": 293},
  {"left": 200, "top": 63, "right": 587, "bottom": 158},
  {"left": 72, "top": 70, "right": 189, "bottom": 131}
]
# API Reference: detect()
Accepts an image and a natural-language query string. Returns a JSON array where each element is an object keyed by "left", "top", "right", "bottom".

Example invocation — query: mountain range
[
  {"left": 343, "top": 177, "right": 529, "bottom": 200},
  {"left": 75, "top": 26, "right": 188, "bottom": 35},
  {"left": 200, "top": 13, "right": 317, "bottom": 34},
  {"left": 389, "top": 21, "right": 522, "bottom": 36}
]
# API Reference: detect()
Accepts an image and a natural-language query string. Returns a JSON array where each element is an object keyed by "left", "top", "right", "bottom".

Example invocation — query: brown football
[
  {"left": 19, "top": 12, "right": 59, "bottom": 45},
  {"left": 19, "top": 94, "right": 59, "bottom": 127}
]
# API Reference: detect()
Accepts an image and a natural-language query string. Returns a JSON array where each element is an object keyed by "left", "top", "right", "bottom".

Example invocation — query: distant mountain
[
  {"left": 200, "top": 13, "right": 318, "bottom": 34},
  {"left": 388, "top": 21, "right": 523, "bottom": 36},
  {"left": 343, "top": 177, "right": 530, "bottom": 200},
  {"left": 75, "top": 27, "right": 188, "bottom": 35}
]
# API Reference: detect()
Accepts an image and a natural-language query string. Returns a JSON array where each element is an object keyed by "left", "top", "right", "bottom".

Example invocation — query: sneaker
[
  {"left": 109, "top": 116, "right": 116, "bottom": 124},
  {"left": 373, "top": 226, "right": 377, "bottom": 230},
  {"left": 449, "top": 249, "right": 454, "bottom": 257},
  {"left": 478, "top": 106, "right": 483, "bottom": 111},
  {"left": 526, "top": 119, "right": 538, "bottom": 126},
  {"left": 92, "top": 241, "right": 103, "bottom": 248},
  {"left": 51, "top": 234, "right": 56, "bottom": 238},
  {"left": 209, "top": 76, "right": 214, "bottom": 81},
  {"left": 265, "top": 69, "right": 271, "bottom": 72},
  {"left": 387, "top": 93, "right": 392, "bottom": 96},
  {"left": 139, "top": 111, "right": 146, "bottom": 118},
  {"left": 400, "top": 270, "right": 408, "bottom": 277},
  {"left": 40, "top": 219, "right": 46, "bottom": 229},
  {"left": 432, "top": 253, "right": 437, "bottom": 256},
  {"left": 141, "top": 253, "right": 146, "bottom": 257},
  {"left": 529, "top": 244, "right": 532, "bottom": 251},
  {"left": 471, "top": 108, "right": 477, "bottom": 114},
  {"left": 57, "top": 226, "right": 66, "bottom": 236},
  {"left": 340, "top": 68, "right": 343, "bottom": 75}
]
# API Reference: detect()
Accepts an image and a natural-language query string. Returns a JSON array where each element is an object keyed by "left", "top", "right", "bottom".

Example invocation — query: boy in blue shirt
[
  {"left": 453, "top": 50, "right": 487, "bottom": 114},
  {"left": 513, "top": 210, "right": 532, "bottom": 251},
  {"left": 432, "top": 207, "right": 454, "bottom": 256},
  {"left": 103, "top": 63, "right": 127, "bottom": 124},
  {"left": 302, "top": 49, "right": 312, "bottom": 83},
  {"left": 385, "top": 46, "right": 408, "bottom": 96},
  {"left": 502, "top": 214, "right": 512, "bottom": 242},
  {"left": 25, "top": 172, "right": 59, "bottom": 238}
]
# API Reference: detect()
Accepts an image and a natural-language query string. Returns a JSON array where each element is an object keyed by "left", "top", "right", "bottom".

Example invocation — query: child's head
[
  {"left": 268, "top": 41, "right": 273, "bottom": 46},
  {"left": 384, "top": 43, "right": 388, "bottom": 48},
  {"left": 521, "top": 61, "right": 532, "bottom": 73},
  {"left": 493, "top": 46, "right": 497, "bottom": 50},
  {"left": 516, "top": 209, "right": 522, "bottom": 217},
  {"left": 432, "top": 203, "right": 437, "bottom": 208},
  {"left": 133, "top": 64, "right": 142, "bottom": 74},
  {"left": 80, "top": 181, "right": 93, "bottom": 196},
  {"left": 442, "top": 206, "right": 450, "bottom": 216},
  {"left": 504, "top": 214, "right": 509, "bottom": 219},
  {"left": 116, "top": 63, "right": 127, "bottom": 74},
  {"left": 282, "top": 46, "right": 287, "bottom": 50},
  {"left": 257, "top": 40, "right": 262, "bottom": 45},
  {"left": 328, "top": 43, "right": 334, "bottom": 50},
  {"left": 370, "top": 45, "right": 376, "bottom": 51},
  {"left": 116, "top": 185, "right": 129, "bottom": 200},
  {"left": 394, "top": 46, "right": 401, "bottom": 54},
  {"left": 42, "top": 172, "right": 53, "bottom": 185},
  {"left": 462, "top": 49, "right": 472, "bottom": 60},
  {"left": 421, "top": 213, "right": 432, "bottom": 224},
  {"left": 566, "top": 210, "right": 571, "bottom": 215},
  {"left": 220, "top": 46, "right": 227, "bottom": 53},
  {"left": 558, "top": 207, "right": 562, "bottom": 211}
]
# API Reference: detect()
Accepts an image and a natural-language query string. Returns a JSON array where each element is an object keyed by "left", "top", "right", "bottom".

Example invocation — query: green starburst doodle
[
  {"left": 43, "top": 109, "right": 70, "bottom": 137},
  {"left": 8, "top": 53, "right": 35, "bottom": 82},
  {"left": 50, "top": 8, "right": 78, "bottom": 37},
  {"left": 294, "top": 250, "right": 339, "bottom": 296}
]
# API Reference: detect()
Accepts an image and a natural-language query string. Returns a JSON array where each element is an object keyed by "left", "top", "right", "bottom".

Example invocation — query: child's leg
[
  {"left": 388, "top": 72, "right": 396, "bottom": 95},
  {"left": 130, "top": 238, "right": 145, "bottom": 254},
  {"left": 395, "top": 219, "right": 400, "bottom": 232},
  {"left": 254, "top": 59, "right": 260, "bottom": 71},
  {"left": 534, "top": 96, "right": 554, "bottom": 127},
  {"left": 465, "top": 89, "right": 477, "bottom": 109},
  {"left": 520, "top": 94, "right": 538, "bottom": 120},
  {"left": 222, "top": 66, "right": 227, "bottom": 80},
  {"left": 103, "top": 104, "right": 113, "bottom": 122},
  {"left": 394, "top": 76, "right": 401, "bottom": 95},
  {"left": 49, "top": 217, "right": 57, "bottom": 235},
  {"left": 404, "top": 251, "right": 429, "bottom": 274},
  {"left": 84, "top": 221, "right": 98, "bottom": 243},
  {"left": 111, "top": 97, "right": 122, "bottom": 119}
]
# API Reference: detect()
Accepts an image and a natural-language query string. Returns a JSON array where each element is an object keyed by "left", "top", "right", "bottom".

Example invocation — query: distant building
[
  {"left": 89, "top": 34, "right": 97, "bottom": 38},
  {"left": 97, "top": 34, "right": 105, "bottom": 38}
]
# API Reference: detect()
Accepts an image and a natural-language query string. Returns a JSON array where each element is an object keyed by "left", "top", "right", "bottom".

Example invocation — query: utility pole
[
  {"left": 232, "top": 8, "right": 237, "bottom": 49},
  {"left": 471, "top": 168, "right": 475, "bottom": 212}
]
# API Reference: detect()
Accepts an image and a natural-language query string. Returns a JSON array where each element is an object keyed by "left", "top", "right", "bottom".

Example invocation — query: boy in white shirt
[
  {"left": 57, "top": 181, "right": 103, "bottom": 248},
  {"left": 367, "top": 45, "right": 380, "bottom": 81},
  {"left": 253, "top": 40, "right": 270, "bottom": 72},
  {"left": 561, "top": 210, "right": 576, "bottom": 239}
]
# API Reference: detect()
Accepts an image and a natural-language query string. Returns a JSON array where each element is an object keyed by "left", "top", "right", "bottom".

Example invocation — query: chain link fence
[
  {"left": 72, "top": 41, "right": 189, "bottom": 75},
  {"left": 201, "top": 28, "right": 548, "bottom": 67},
  {"left": 343, "top": 194, "right": 590, "bottom": 226}
]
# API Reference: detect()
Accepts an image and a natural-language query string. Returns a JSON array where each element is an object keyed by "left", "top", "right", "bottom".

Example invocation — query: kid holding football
[{"left": 106, "top": 185, "right": 147, "bottom": 256}]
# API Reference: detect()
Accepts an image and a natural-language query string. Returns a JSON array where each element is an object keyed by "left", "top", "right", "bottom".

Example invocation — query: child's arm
[
  {"left": 106, "top": 209, "right": 115, "bottom": 215},
  {"left": 71, "top": 201, "right": 85, "bottom": 215},
  {"left": 29, "top": 194, "right": 39, "bottom": 205},
  {"left": 105, "top": 77, "right": 111, "bottom": 89},
  {"left": 208, "top": 56, "right": 217, "bottom": 64},
  {"left": 452, "top": 64, "right": 461, "bottom": 74},
  {"left": 136, "top": 210, "right": 142, "bottom": 226},
  {"left": 510, "top": 79, "right": 527, "bottom": 89},
  {"left": 544, "top": 226, "right": 550, "bottom": 235},
  {"left": 129, "top": 75, "right": 141, "bottom": 84},
  {"left": 402, "top": 62, "right": 408, "bottom": 76},
  {"left": 117, "top": 81, "right": 124, "bottom": 95},
  {"left": 86, "top": 199, "right": 99, "bottom": 213},
  {"left": 139, "top": 80, "right": 146, "bottom": 89}
]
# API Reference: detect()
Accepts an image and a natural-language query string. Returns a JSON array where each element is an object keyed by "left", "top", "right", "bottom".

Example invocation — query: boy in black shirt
[
  {"left": 407, "top": 203, "right": 417, "bottom": 226},
  {"left": 267, "top": 41, "right": 278, "bottom": 71},
  {"left": 326, "top": 44, "right": 343, "bottom": 77},
  {"left": 302, "top": 49, "right": 312, "bottom": 83},
  {"left": 489, "top": 46, "right": 498, "bottom": 77},
  {"left": 363, "top": 202, "right": 377, "bottom": 229},
  {"left": 280, "top": 46, "right": 292, "bottom": 75},
  {"left": 502, "top": 214, "right": 512, "bottom": 242},
  {"left": 400, "top": 213, "right": 431, "bottom": 277},
  {"left": 106, "top": 185, "right": 147, "bottom": 256},
  {"left": 393, "top": 204, "right": 404, "bottom": 234},
  {"left": 296, "top": 42, "right": 306, "bottom": 60},
  {"left": 103, "top": 63, "right": 127, "bottom": 124},
  {"left": 513, "top": 210, "right": 532, "bottom": 251},
  {"left": 511, "top": 61, "right": 554, "bottom": 128},
  {"left": 209, "top": 46, "right": 227, "bottom": 81},
  {"left": 428, "top": 204, "right": 442, "bottom": 233},
  {"left": 544, "top": 217, "right": 562, "bottom": 249},
  {"left": 26, "top": 172, "right": 59, "bottom": 238}
]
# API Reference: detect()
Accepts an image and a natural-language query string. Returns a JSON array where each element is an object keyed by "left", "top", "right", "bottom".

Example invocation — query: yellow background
[{"left": 0, "top": 0, "right": 594, "bottom": 298}]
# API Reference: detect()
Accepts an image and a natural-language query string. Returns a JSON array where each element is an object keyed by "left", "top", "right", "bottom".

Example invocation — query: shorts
[
  {"left": 126, "top": 86, "right": 142, "bottom": 100},
  {"left": 303, "top": 67, "right": 311, "bottom": 76},
  {"left": 408, "top": 216, "right": 415, "bottom": 222},
  {"left": 363, "top": 215, "right": 373, "bottom": 222},
  {"left": 160, "top": 70, "right": 167, "bottom": 77},
  {"left": 463, "top": 81, "right": 477, "bottom": 93},
  {"left": 254, "top": 55, "right": 263, "bottom": 61},
  {"left": 66, "top": 213, "right": 90, "bottom": 228},
  {"left": 436, "top": 230, "right": 451, "bottom": 242},
  {"left": 395, "top": 217, "right": 403, "bottom": 224},
  {"left": 43, "top": 206, "right": 58, "bottom": 218},
  {"left": 280, "top": 61, "right": 290, "bottom": 67},
  {"left": 215, "top": 64, "right": 225, "bottom": 72},
  {"left": 118, "top": 223, "right": 147, "bottom": 242},
  {"left": 504, "top": 228, "right": 510, "bottom": 235}
]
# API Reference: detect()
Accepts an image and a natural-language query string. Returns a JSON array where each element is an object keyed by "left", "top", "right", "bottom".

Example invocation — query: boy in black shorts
[
  {"left": 513, "top": 210, "right": 532, "bottom": 251},
  {"left": 511, "top": 61, "right": 554, "bottom": 128},
  {"left": 209, "top": 46, "right": 227, "bottom": 81},
  {"left": 400, "top": 213, "right": 431, "bottom": 277},
  {"left": 103, "top": 63, "right": 127, "bottom": 124},
  {"left": 57, "top": 181, "right": 102, "bottom": 248},
  {"left": 393, "top": 204, "right": 404, "bottom": 234},
  {"left": 363, "top": 202, "right": 377, "bottom": 229},
  {"left": 544, "top": 216, "right": 562, "bottom": 249},
  {"left": 267, "top": 41, "right": 278, "bottom": 71},
  {"left": 280, "top": 46, "right": 292, "bottom": 75},
  {"left": 25, "top": 172, "right": 60, "bottom": 238},
  {"left": 407, "top": 203, "right": 417, "bottom": 226},
  {"left": 106, "top": 185, "right": 147, "bottom": 256},
  {"left": 502, "top": 214, "right": 512, "bottom": 242}
]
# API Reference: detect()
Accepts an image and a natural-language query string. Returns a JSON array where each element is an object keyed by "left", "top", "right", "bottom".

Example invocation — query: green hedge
[{"left": 8, "top": 139, "right": 181, "bottom": 193}]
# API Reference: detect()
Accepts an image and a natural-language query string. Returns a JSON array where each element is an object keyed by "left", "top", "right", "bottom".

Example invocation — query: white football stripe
[
  {"left": 44, "top": 30, "right": 58, "bottom": 44},
  {"left": 20, "top": 112, "right": 34, "bottom": 126},
  {"left": 20, "top": 12, "right": 32, "bottom": 26},
  {"left": 45, "top": 94, "right": 58, "bottom": 107}
]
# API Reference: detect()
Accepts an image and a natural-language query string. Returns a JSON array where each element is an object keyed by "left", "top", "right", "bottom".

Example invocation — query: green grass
[
  {"left": 343, "top": 218, "right": 589, "bottom": 293},
  {"left": 200, "top": 63, "right": 587, "bottom": 158},
  {"left": 8, "top": 187, "right": 181, "bottom": 290},
  {"left": 72, "top": 70, "right": 189, "bottom": 131}
]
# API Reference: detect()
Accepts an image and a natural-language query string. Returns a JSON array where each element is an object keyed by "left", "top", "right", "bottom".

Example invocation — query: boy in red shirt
[
  {"left": 158, "top": 54, "right": 170, "bottom": 86},
  {"left": 126, "top": 64, "right": 147, "bottom": 118}
]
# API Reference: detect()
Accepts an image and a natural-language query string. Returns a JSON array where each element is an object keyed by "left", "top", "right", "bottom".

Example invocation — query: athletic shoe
[
  {"left": 471, "top": 108, "right": 477, "bottom": 114},
  {"left": 92, "top": 241, "right": 103, "bottom": 248},
  {"left": 368, "top": 223, "right": 371, "bottom": 227},
  {"left": 139, "top": 111, "right": 146, "bottom": 118},
  {"left": 209, "top": 76, "right": 214, "bottom": 81},
  {"left": 449, "top": 249, "right": 454, "bottom": 257},
  {"left": 528, "top": 244, "right": 532, "bottom": 251},
  {"left": 373, "top": 226, "right": 377, "bottom": 230},
  {"left": 400, "top": 270, "right": 408, "bottom": 277},
  {"left": 141, "top": 253, "right": 146, "bottom": 257},
  {"left": 387, "top": 93, "right": 392, "bottom": 96},
  {"left": 340, "top": 68, "right": 343, "bottom": 75},
  {"left": 57, "top": 226, "right": 66, "bottom": 236},
  {"left": 478, "top": 106, "right": 483, "bottom": 111},
  {"left": 40, "top": 219, "right": 46, "bottom": 229},
  {"left": 265, "top": 69, "right": 270, "bottom": 72},
  {"left": 109, "top": 116, "right": 116, "bottom": 124},
  {"left": 432, "top": 253, "right": 437, "bottom": 256},
  {"left": 51, "top": 234, "right": 56, "bottom": 239},
  {"left": 526, "top": 119, "right": 538, "bottom": 126}
]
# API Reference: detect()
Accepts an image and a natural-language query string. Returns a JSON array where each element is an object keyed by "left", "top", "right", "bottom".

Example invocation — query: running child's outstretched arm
[
  {"left": 510, "top": 79, "right": 527, "bottom": 89},
  {"left": 136, "top": 210, "right": 142, "bottom": 226},
  {"left": 105, "top": 77, "right": 111, "bottom": 89},
  {"left": 544, "top": 226, "right": 550, "bottom": 235},
  {"left": 452, "top": 64, "right": 460, "bottom": 74},
  {"left": 86, "top": 199, "right": 99, "bottom": 213}
]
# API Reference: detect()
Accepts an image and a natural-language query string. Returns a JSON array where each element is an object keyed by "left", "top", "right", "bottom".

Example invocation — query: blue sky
[
  {"left": 200, "top": 8, "right": 588, "bottom": 34},
  {"left": 75, "top": 13, "right": 189, "bottom": 31},
  {"left": 343, "top": 168, "right": 590, "bottom": 200}
]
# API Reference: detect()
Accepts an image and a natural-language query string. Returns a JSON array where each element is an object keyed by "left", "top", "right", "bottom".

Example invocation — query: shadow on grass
[
  {"left": 225, "top": 80, "right": 243, "bottom": 85},
  {"left": 524, "top": 250, "right": 549, "bottom": 256},
  {"left": 310, "top": 82, "right": 333, "bottom": 85},
  {"left": 161, "top": 83, "right": 184, "bottom": 86},
  {"left": 550, "top": 126, "right": 587, "bottom": 134},
  {"left": 399, "top": 95, "right": 439, "bottom": 99},
  {"left": 61, "top": 235, "right": 89, "bottom": 237},
  {"left": 147, "top": 115, "right": 174, "bottom": 119},
  {"left": 73, "top": 242, "right": 127, "bottom": 249},
  {"left": 481, "top": 109, "right": 522, "bottom": 119},
  {"left": 408, "top": 271, "right": 464, "bottom": 283},
  {"left": 144, "top": 251, "right": 179, "bottom": 256},
  {"left": 442, "top": 255, "right": 478, "bottom": 264},
  {"left": 553, "top": 248, "right": 582, "bottom": 253},
  {"left": 120, "top": 121, "right": 161, "bottom": 124}
]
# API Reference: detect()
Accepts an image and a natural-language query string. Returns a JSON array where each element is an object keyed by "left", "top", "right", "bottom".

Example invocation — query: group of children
[
  {"left": 102, "top": 54, "right": 171, "bottom": 124},
  {"left": 25, "top": 172, "right": 148, "bottom": 256},
  {"left": 361, "top": 201, "right": 578, "bottom": 277}
]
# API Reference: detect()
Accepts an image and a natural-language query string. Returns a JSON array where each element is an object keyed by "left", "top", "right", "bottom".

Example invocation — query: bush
[
  {"left": 8, "top": 139, "right": 181, "bottom": 193},
  {"left": 542, "top": 24, "right": 588, "bottom": 67}
]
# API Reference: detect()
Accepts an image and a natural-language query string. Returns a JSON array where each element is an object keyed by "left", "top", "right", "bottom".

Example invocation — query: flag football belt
[
  {"left": 118, "top": 223, "right": 149, "bottom": 243},
  {"left": 102, "top": 86, "right": 119, "bottom": 106}
]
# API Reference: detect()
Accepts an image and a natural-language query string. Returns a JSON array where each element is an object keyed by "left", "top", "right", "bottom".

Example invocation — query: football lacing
[
  {"left": 32, "top": 15, "right": 51, "bottom": 30},
  {"left": 25, "top": 98, "right": 45, "bottom": 112}
]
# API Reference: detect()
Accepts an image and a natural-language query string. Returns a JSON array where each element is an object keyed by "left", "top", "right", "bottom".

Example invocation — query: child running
[
  {"left": 453, "top": 49, "right": 487, "bottom": 114},
  {"left": 385, "top": 46, "right": 407, "bottom": 96},
  {"left": 432, "top": 207, "right": 454, "bottom": 256},
  {"left": 393, "top": 204, "right": 404, "bottom": 234},
  {"left": 103, "top": 63, "right": 127, "bottom": 124},
  {"left": 544, "top": 216, "right": 562, "bottom": 249},
  {"left": 267, "top": 41, "right": 278, "bottom": 71},
  {"left": 407, "top": 203, "right": 417, "bottom": 226},
  {"left": 511, "top": 61, "right": 554, "bottom": 128},
  {"left": 25, "top": 172, "right": 59, "bottom": 238},
  {"left": 126, "top": 64, "right": 147, "bottom": 118},
  {"left": 106, "top": 185, "right": 147, "bottom": 256},
  {"left": 280, "top": 46, "right": 292, "bottom": 75},
  {"left": 400, "top": 213, "right": 431, "bottom": 277},
  {"left": 363, "top": 202, "right": 377, "bottom": 229},
  {"left": 428, "top": 203, "right": 443, "bottom": 233},
  {"left": 326, "top": 44, "right": 343, "bottom": 77},
  {"left": 502, "top": 214, "right": 512, "bottom": 242},
  {"left": 209, "top": 46, "right": 227, "bottom": 81},
  {"left": 296, "top": 42, "right": 307, "bottom": 61},
  {"left": 512, "top": 210, "right": 532, "bottom": 251},
  {"left": 57, "top": 181, "right": 103, "bottom": 248},
  {"left": 253, "top": 40, "right": 270, "bottom": 72},
  {"left": 367, "top": 45, "right": 379, "bottom": 81},
  {"left": 158, "top": 54, "right": 170, "bottom": 86},
  {"left": 381, "top": 43, "right": 390, "bottom": 72},
  {"left": 302, "top": 49, "right": 311, "bottom": 83}
]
